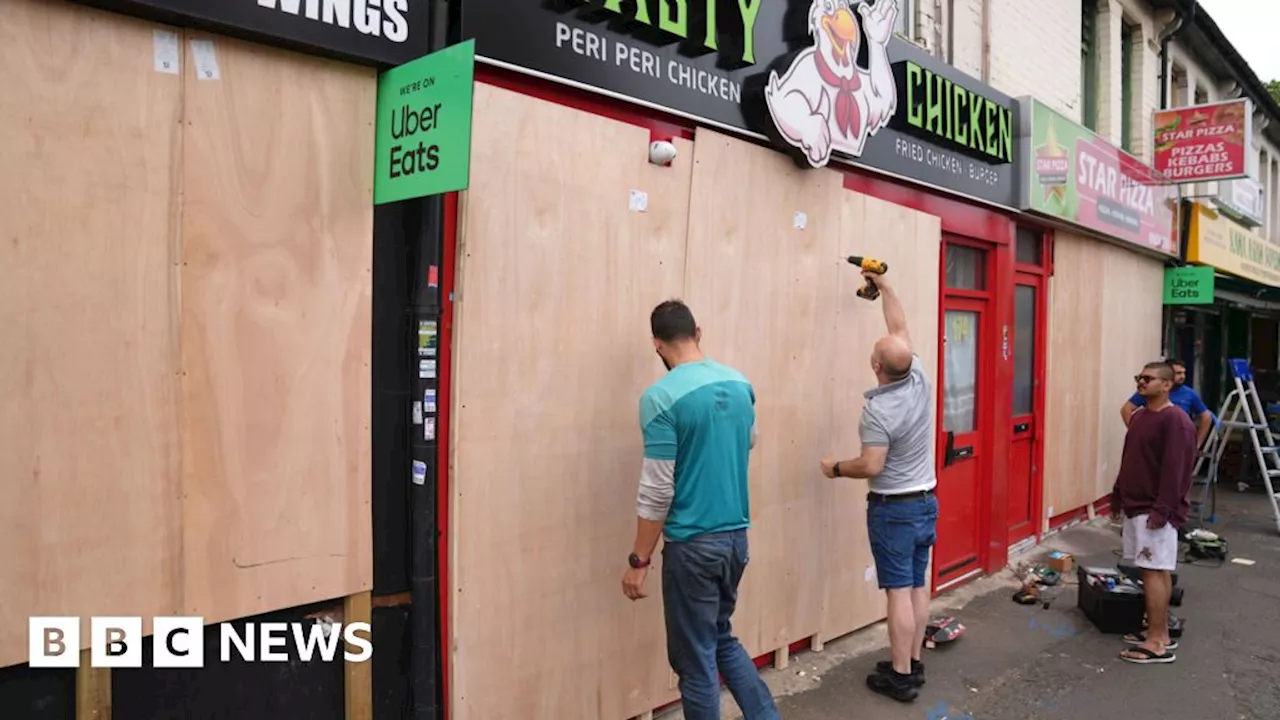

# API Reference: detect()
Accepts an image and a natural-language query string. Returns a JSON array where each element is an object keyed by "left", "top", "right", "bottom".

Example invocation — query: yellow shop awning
[{"left": 1186, "top": 202, "right": 1280, "bottom": 288}]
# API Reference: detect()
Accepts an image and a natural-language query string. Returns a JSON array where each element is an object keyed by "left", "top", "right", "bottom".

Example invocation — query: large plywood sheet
[
  {"left": 0, "top": 0, "right": 183, "bottom": 668},
  {"left": 178, "top": 33, "right": 375, "bottom": 618},
  {"left": 680, "top": 129, "right": 842, "bottom": 657},
  {"left": 449, "top": 84, "right": 694, "bottom": 720},
  {"left": 823, "top": 195, "right": 941, "bottom": 641},
  {"left": 1042, "top": 233, "right": 1163, "bottom": 519}
]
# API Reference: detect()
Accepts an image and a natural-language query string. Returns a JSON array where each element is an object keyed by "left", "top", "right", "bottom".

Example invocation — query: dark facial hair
[{"left": 657, "top": 349, "right": 672, "bottom": 371}]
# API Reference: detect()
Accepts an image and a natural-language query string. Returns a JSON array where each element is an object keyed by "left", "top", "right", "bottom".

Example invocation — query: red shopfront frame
[{"left": 436, "top": 63, "right": 1053, "bottom": 702}]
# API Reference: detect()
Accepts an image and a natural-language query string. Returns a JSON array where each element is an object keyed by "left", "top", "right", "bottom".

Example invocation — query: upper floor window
[
  {"left": 896, "top": 0, "right": 916, "bottom": 41},
  {"left": 1081, "top": 0, "right": 1099, "bottom": 131},
  {"left": 1121, "top": 20, "right": 1137, "bottom": 151}
]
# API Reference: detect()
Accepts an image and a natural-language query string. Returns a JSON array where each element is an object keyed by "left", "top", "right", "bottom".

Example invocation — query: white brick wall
[{"left": 987, "top": 0, "right": 1082, "bottom": 121}]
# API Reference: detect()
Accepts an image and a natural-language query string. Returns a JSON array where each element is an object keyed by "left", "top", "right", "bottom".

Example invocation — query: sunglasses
[{"left": 1134, "top": 374, "right": 1166, "bottom": 384}]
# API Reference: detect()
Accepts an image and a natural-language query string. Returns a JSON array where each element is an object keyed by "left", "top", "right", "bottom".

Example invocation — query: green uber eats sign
[
  {"left": 374, "top": 40, "right": 476, "bottom": 205},
  {"left": 1163, "top": 266, "right": 1214, "bottom": 305}
]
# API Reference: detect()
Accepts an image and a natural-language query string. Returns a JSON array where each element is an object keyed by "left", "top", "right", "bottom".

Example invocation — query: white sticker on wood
[
  {"left": 153, "top": 29, "right": 180, "bottom": 75},
  {"left": 794, "top": 211, "right": 808, "bottom": 230},
  {"left": 190, "top": 39, "right": 220, "bottom": 80},
  {"left": 629, "top": 189, "right": 649, "bottom": 213}
]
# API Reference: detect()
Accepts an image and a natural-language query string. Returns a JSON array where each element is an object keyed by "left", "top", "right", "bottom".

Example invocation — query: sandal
[
  {"left": 1124, "top": 632, "right": 1177, "bottom": 650},
  {"left": 1120, "top": 645, "right": 1176, "bottom": 664}
]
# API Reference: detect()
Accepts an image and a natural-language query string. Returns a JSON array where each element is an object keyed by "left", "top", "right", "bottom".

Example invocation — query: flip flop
[
  {"left": 1120, "top": 646, "right": 1176, "bottom": 664},
  {"left": 1124, "top": 632, "right": 1178, "bottom": 650}
]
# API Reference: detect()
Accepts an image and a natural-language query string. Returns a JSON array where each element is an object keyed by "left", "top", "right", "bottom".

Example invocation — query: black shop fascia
[
  {"left": 71, "top": 0, "right": 432, "bottom": 66},
  {"left": 460, "top": 0, "right": 1019, "bottom": 210}
]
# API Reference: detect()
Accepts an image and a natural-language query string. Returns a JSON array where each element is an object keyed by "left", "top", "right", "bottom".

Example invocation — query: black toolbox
[{"left": 1077, "top": 566, "right": 1146, "bottom": 634}]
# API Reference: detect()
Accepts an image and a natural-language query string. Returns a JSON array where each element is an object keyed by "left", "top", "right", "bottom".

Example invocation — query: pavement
[{"left": 663, "top": 486, "right": 1280, "bottom": 720}]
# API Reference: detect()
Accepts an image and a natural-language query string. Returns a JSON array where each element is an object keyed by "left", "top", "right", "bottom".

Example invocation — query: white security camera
[{"left": 649, "top": 140, "right": 677, "bottom": 166}]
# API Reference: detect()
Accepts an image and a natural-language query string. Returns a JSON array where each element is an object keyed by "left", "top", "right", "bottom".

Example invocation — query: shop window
[
  {"left": 946, "top": 245, "right": 986, "bottom": 290},
  {"left": 896, "top": 0, "right": 915, "bottom": 40},
  {"left": 1120, "top": 20, "right": 1135, "bottom": 151},
  {"left": 1015, "top": 227, "right": 1043, "bottom": 266},
  {"left": 1081, "top": 0, "right": 1099, "bottom": 131},
  {"left": 944, "top": 310, "right": 980, "bottom": 433}
]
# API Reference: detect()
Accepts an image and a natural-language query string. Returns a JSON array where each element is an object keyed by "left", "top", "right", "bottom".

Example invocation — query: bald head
[{"left": 873, "top": 334, "right": 914, "bottom": 381}]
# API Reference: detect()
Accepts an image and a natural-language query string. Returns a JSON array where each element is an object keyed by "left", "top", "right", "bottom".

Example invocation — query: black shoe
[
  {"left": 875, "top": 659, "right": 925, "bottom": 686},
  {"left": 867, "top": 670, "right": 919, "bottom": 702}
]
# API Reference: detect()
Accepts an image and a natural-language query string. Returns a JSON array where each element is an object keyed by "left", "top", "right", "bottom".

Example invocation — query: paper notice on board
[
  {"left": 153, "top": 30, "right": 180, "bottom": 74},
  {"left": 190, "top": 39, "right": 220, "bottom": 80},
  {"left": 412, "top": 401, "right": 423, "bottom": 425},
  {"left": 411, "top": 461, "right": 427, "bottom": 486},
  {"left": 424, "top": 417, "right": 436, "bottom": 441}
]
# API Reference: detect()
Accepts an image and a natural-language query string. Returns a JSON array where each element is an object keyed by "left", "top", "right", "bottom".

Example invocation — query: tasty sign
[{"left": 1153, "top": 99, "right": 1252, "bottom": 183}]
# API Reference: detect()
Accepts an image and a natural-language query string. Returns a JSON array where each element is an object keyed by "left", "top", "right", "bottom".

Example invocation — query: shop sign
[
  {"left": 1213, "top": 176, "right": 1266, "bottom": 228},
  {"left": 374, "top": 40, "right": 476, "bottom": 204},
  {"left": 460, "top": 0, "right": 1020, "bottom": 210},
  {"left": 1187, "top": 202, "right": 1280, "bottom": 287},
  {"left": 1152, "top": 99, "right": 1252, "bottom": 184},
  {"left": 1018, "top": 97, "right": 1178, "bottom": 256},
  {"left": 79, "top": 0, "right": 432, "bottom": 66},
  {"left": 1162, "top": 266, "right": 1215, "bottom": 305}
]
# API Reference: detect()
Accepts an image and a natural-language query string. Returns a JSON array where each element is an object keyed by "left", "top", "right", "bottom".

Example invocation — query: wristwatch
[
  {"left": 833, "top": 461, "right": 842, "bottom": 478},
  {"left": 628, "top": 553, "right": 651, "bottom": 569}
]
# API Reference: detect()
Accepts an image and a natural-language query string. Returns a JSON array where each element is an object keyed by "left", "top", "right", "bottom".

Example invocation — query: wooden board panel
[
  {"left": 0, "top": 0, "right": 183, "bottom": 668},
  {"left": 1042, "top": 233, "right": 1164, "bottom": 519},
  {"left": 679, "top": 129, "right": 842, "bottom": 657},
  {"left": 1043, "top": 233, "right": 1103, "bottom": 518},
  {"left": 823, "top": 195, "right": 941, "bottom": 641},
  {"left": 178, "top": 33, "right": 375, "bottom": 619},
  {"left": 448, "top": 84, "right": 693, "bottom": 720},
  {"left": 1094, "top": 244, "right": 1165, "bottom": 500}
]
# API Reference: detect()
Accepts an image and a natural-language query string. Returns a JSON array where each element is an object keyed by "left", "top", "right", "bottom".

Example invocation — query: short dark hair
[
  {"left": 651, "top": 299, "right": 697, "bottom": 342},
  {"left": 1165, "top": 358, "right": 1186, "bottom": 370},
  {"left": 1145, "top": 361, "right": 1175, "bottom": 381}
]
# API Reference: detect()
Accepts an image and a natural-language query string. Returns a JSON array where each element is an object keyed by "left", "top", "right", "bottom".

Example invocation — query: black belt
[{"left": 866, "top": 488, "right": 935, "bottom": 503}]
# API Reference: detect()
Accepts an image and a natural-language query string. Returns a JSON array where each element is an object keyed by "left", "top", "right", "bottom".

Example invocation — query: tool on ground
[
  {"left": 845, "top": 255, "right": 888, "bottom": 300},
  {"left": 1203, "top": 359, "right": 1280, "bottom": 534}
]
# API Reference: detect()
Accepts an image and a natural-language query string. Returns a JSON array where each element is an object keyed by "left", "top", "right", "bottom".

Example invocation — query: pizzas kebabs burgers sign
[{"left": 1152, "top": 98, "right": 1253, "bottom": 184}]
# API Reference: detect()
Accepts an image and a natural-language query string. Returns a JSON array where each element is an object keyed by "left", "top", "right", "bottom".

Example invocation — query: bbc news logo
[{"left": 29, "top": 617, "right": 373, "bottom": 668}]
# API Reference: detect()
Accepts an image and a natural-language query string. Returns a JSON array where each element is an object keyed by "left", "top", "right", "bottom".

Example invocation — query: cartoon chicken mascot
[{"left": 765, "top": 0, "right": 898, "bottom": 168}]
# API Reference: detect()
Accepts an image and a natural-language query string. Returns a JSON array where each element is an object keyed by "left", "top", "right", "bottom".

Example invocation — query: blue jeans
[
  {"left": 662, "top": 530, "right": 779, "bottom": 720},
  {"left": 867, "top": 493, "right": 939, "bottom": 590}
]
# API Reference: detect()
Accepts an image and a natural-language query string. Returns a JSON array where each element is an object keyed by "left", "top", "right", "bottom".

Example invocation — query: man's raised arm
[{"left": 872, "top": 272, "right": 911, "bottom": 349}]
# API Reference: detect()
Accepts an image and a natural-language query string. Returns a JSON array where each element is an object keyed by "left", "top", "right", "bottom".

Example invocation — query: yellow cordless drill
[{"left": 846, "top": 255, "right": 888, "bottom": 301}]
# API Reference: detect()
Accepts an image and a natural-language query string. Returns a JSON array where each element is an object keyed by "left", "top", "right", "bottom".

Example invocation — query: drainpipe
[
  {"left": 1159, "top": 1, "right": 1194, "bottom": 110},
  {"left": 409, "top": 2, "right": 451, "bottom": 719}
]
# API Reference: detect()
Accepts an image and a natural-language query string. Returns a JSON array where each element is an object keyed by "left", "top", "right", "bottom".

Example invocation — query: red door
[
  {"left": 1007, "top": 274, "right": 1042, "bottom": 547},
  {"left": 934, "top": 239, "right": 995, "bottom": 591}
]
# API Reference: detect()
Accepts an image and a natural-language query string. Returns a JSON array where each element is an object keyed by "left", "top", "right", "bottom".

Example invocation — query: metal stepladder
[{"left": 1204, "top": 358, "right": 1280, "bottom": 534}]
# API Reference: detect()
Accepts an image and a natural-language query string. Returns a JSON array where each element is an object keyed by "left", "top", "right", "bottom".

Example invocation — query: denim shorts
[{"left": 866, "top": 493, "right": 939, "bottom": 590}]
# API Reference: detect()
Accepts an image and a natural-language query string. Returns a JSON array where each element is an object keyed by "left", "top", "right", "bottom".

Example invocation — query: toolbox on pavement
[{"left": 1077, "top": 566, "right": 1146, "bottom": 634}]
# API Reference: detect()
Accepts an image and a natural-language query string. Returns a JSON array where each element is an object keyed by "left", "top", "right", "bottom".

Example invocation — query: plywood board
[
  {"left": 0, "top": 0, "right": 184, "bottom": 668},
  {"left": 448, "top": 84, "right": 693, "bottom": 720},
  {"left": 679, "top": 129, "right": 842, "bottom": 657},
  {"left": 1094, "top": 244, "right": 1165, "bottom": 500},
  {"left": 177, "top": 33, "right": 375, "bottom": 619},
  {"left": 823, "top": 195, "right": 941, "bottom": 641},
  {"left": 1042, "top": 233, "right": 1164, "bottom": 519}
]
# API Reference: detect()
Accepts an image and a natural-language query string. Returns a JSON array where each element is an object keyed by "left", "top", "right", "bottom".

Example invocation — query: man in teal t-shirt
[
  {"left": 1121, "top": 359, "right": 1212, "bottom": 449},
  {"left": 620, "top": 299, "right": 779, "bottom": 720}
]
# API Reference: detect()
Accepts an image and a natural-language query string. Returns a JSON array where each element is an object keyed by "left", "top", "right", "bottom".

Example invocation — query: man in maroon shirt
[{"left": 1110, "top": 361, "right": 1196, "bottom": 665}]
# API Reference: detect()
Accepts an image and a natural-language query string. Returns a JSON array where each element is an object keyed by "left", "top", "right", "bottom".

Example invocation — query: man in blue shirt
[
  {"left": 1120, "top": 358, "right": 1212, "bottom": 449},
  {"left": 621, "top": 299, "right": 779, "bottom": 720}
]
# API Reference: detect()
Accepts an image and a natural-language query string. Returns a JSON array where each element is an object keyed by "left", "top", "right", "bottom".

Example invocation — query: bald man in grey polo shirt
[{"left": 820, "top": 270, "right": 937, "bottom": 704}]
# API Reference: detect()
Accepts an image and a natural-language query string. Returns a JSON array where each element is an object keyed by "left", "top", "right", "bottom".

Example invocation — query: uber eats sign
[
  {"left": 374, "top": 40, "right": 476, "bottom": 205},
  {"left": 1163, "top": 266, "right": 1214, "bottom": 305}
]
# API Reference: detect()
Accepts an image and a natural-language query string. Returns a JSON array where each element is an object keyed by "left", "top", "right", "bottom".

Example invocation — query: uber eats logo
[{"left": 374, "top": 41, "right": 476, "bottom": 205}]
